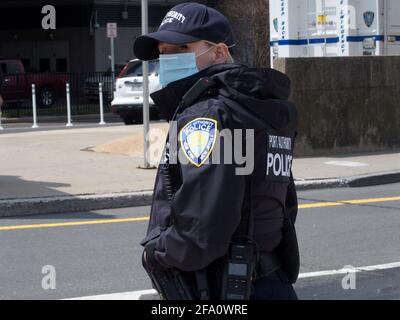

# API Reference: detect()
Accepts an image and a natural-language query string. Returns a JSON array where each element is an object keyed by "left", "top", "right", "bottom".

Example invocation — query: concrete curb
[
  {"left": 1, "top": 171, "right": 400, "bottom": 217},
  {"left": 0, "top": 191, "right": 153, "bottom": 217},
  {"left": 295, "top": 170, "right": 400, "bottom": 190}
]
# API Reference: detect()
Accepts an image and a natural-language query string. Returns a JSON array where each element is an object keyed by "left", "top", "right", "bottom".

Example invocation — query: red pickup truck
[{"left": 0, "top": 58, "right": 68, "bottom": 107}]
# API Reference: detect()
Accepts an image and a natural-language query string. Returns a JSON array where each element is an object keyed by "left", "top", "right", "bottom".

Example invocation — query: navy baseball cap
[{"left": 133, "top": 2, "right": 236, "bottom": 61}]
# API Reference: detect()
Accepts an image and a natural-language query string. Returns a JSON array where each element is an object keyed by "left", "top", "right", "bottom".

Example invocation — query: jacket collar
[{"left": 150, "top": 63, "right": 244, "bottom": 121}]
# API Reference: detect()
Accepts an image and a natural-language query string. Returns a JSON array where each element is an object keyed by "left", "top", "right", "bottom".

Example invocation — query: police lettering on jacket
[{"left": 266, "top": 134, "right": 293, "bottom": 181}]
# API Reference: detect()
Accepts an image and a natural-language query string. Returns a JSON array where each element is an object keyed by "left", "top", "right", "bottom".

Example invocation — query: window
[
  {"left": 56, "top": 58, "right": 67, "bottom": 72},
  {"left": 105, "top": 64, "right": 126, "bottom": 76},
  {"left": 20, "top": 59, "right": 31, "bottom": 69},
  {"left": 121, "top": 61, "right": 159, "bottom": 77},
  {"left": 3, "top": 61, "right": 21, "bottom": 75},
  {"left": 39, "top": 58, "right": 51, "bottom": 72}
]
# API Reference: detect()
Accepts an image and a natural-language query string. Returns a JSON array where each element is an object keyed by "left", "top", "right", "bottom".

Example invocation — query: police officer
[{"left": 135, "top": 2, "right": 300, "bottom": 300}]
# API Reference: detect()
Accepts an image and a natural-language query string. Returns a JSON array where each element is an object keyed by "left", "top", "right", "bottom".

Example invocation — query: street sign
[
  {"left": 107, "top": 22, "right": 117, "bottom": 38},
  {"left": 107, "top": 23, "right": 117, "bottom": 100}
]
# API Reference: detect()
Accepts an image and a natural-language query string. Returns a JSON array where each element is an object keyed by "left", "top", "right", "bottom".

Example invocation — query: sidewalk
[{"left": 1, "top": 124, "right": 399, "bottom": 216}]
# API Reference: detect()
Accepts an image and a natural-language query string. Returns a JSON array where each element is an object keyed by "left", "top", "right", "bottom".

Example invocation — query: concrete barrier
[{"left": 274, "top": 56, "right": 400, "bottom": 157}]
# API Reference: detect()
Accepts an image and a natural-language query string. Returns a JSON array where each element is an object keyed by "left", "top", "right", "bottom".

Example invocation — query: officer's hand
[{"left": 143, "top": 241, "right": 168, "bottom": 271}]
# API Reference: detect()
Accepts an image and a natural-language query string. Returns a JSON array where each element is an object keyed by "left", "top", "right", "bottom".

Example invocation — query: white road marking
[
  {"left": 64, "top": 289, "right": 157, "bottom": 300},
  {"left": 299, "top": 261, "right": 400, "bottom": 278},
  {"left": 65, "top": 261, "right": 400, "bottom": 300},
  {"left": 324, "top": 161, "right": 369, "bottom": 167}
]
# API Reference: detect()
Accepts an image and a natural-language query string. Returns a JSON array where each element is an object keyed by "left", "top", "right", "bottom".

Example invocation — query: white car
[
  {"left": 111, "top": 59, "right": 161, "bottom": 125},
  {"left": 83, "top": 64, "right": 126, "bottom": 102}
]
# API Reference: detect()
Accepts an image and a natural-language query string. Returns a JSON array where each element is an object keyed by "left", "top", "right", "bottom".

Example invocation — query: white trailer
[{"left": 270, "top": 0, "right": 400, "bottom": 63}]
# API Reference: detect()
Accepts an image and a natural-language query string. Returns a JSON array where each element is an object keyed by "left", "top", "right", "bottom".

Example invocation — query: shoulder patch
[{"left": 179, "top": 118, "right": 218, "bottom": 167}]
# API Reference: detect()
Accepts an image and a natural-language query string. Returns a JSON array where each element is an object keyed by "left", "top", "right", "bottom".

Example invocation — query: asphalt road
[{"left": 0, "top": 183, "right": 399, "bottom": 300}]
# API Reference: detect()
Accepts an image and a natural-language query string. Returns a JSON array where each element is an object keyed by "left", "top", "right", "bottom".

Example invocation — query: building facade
[{"left": 0, "top": 0, "right": 207, "bottom": 73}]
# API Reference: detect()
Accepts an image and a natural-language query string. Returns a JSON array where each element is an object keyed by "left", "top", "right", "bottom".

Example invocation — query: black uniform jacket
[{"left": 141, "top": 63, "right": 300, "bottom": 282}]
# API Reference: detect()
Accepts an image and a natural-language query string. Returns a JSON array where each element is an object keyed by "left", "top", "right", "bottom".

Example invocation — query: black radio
[{"left": 221, "top": 238, "right": 257, "bottom": 300}]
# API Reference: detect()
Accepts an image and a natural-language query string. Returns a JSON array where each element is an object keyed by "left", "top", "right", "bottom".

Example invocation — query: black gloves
[{"left": 143, "top": 241, "right": 168, "bottom": 271}]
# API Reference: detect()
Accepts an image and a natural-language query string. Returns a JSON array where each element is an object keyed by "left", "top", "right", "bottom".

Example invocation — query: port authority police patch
[
  {"left": 179, "top": 118, "right": 218, "bottom": 167},
  {"left": 363, "top": 11, "right": 375, "bottom": 28}
]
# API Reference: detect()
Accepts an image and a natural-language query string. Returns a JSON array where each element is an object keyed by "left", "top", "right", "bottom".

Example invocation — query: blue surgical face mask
[{"left": 158, "top": 45, "right": 215, "bottom": 88}]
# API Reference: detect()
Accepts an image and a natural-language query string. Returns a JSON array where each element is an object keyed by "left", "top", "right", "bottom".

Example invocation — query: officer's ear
[{"left": 213, "top": 43, "right": 230, "bottom": 64}]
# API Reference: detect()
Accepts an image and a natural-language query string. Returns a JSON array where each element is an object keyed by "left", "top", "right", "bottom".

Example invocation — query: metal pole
[
  {"left": 31, "top": 84, "right": 39, "bottom": 129},
  {"left": 99, "top": 82, "right": 106, "bottom": 125},
  {"left": 0, "top": 104, "right": 3, "bottom": 130},
  {"left": 141, "top": 0, "right": 150, "bottom": 168},
  {"left": 66, "top": 83, "right": 73, "bottom": 127},
  {"left": 110, "top": 36, "right": 115, "bottom": 100},
  {"left": 384, "top": 0, "right": 388, "bottom": 55}
]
